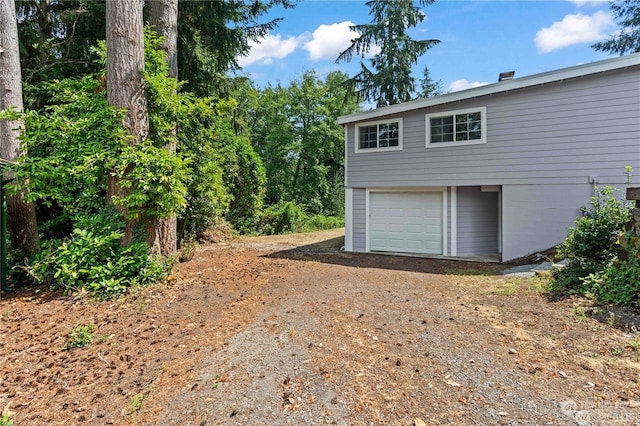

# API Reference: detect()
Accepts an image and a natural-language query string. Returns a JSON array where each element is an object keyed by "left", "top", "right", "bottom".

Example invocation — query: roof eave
[{"left": 337, "top": 53, "right": 640, "bottom": 125}]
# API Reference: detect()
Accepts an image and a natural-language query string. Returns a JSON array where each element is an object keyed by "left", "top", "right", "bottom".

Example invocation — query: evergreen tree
[
  {"left": 336, "top": 0, "right": 440, "bottom": 107},
  {"left": 417, "top": 65, "right": 443, "bottom": 98},
  {"left": 592, "top": 0, "right": 640, "bottom": 55}
]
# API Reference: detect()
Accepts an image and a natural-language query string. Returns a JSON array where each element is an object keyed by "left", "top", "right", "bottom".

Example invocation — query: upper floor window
[
  {"left": 356, "top": 118, "right": 403, "bottom": 153},
  {"left": 426, "top": 107, "right": 486, "bottom": 147}
]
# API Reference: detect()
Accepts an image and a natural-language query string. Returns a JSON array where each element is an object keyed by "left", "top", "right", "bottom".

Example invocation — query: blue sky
[{"left": 234, "top": 0, "right": 619, "bottom": 93}]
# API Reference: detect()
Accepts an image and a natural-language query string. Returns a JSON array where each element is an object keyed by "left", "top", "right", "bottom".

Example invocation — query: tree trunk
[
  {"left": 106, "top": 0, "right": 148, "bottom": 247},
  {"left": 148, "top": 0, "right": 178, "bottom": 79},
  {"left": 0, "top": 0, "right": 40, "bottom": 256},
  {"left": 148, "top": 0, "right": 178, "bottom": 255}
]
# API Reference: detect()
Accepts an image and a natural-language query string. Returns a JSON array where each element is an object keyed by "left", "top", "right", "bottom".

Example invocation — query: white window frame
[
  {"left": 355, "top": 118, "right": 403, "bottom": 153},
  {"left": 425, "top": 106, "right": 487, "bottom": 148}
]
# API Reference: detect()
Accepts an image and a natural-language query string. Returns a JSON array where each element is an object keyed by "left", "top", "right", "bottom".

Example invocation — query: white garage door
[{"left": 370, "top": 192, "right": 443, "bottom": 254}]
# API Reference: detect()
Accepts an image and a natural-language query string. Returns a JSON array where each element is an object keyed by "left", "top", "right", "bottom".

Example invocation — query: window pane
[{"left": 359, "top": 125, "right": 378, "bottom": 149}]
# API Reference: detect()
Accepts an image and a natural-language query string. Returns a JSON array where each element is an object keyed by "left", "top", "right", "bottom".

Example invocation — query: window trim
[
  {"left": 355, "top": 118, "right": 403, "bottom": 153},
  {"left": 425, "top": 106, "right": 487, "bottom": 148}
]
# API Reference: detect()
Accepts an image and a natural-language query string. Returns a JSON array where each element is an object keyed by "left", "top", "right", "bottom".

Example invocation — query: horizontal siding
[
  {"left": 456, "top": 187, "right": 499, "bottom": 257},
  {"left": 345, "top": 67, "right": 640, "bottom": 188},
  {"left": 352, "top": 188, "right": 366, "bottom": 252},
  {"left": 502, "top": 184, "right": 593, "bottom": 261}
]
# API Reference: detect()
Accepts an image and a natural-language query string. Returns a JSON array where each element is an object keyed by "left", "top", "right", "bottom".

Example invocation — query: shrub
[
  {"left": 30, "top": 209, "right": 171, "bottom": 299},
  {"left": 259, "top": 201, "right": 344, "bottom": 235},
  {"left": 551, "top": 186, "right": 630, "bottom": 292},
  {"left": 581, "top": 233, "right": 640, "bottom": 305}
]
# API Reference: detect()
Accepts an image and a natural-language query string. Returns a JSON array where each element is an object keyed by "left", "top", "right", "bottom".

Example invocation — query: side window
[
  {"left": 426, "top": 107, "right": 486, "bottom": 147},
  {"left": 356, "top": 118, "right": 403, "bottom": 153}
]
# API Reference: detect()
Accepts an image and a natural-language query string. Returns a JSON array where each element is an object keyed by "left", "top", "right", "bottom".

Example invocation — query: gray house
[{"left": 338, "top": 53, "right": 640, "bottom": 262}]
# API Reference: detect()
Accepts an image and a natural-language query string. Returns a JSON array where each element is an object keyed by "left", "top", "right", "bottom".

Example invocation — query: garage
[{"left": 369, "top": 192, "right": 443, "bottom": 254}]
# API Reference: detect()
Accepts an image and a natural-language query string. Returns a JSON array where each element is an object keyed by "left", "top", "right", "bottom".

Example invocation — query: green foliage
[
  {"left": 63, "top": 323, "right": 97, "bottom": 350},
  {"left": 30, "top": 209, "right": 171, "bottom": 298},
  {"left": 592, "top": 0, "right": 640, "bottom": 55},
  {"left": 0, "top": 415, "right": 13, "bottom": 426},
  {"left": 551, "top": 187, "right": 632, "bottom": 302},
  {"left": 336, "top": 0, "right": 440, "bottom": 107},
  {"left": 251, "top": 71, "right": 359, "bottom": 219},
  {"left": 7, "top": 32, "right": 186, "bottom": 296},
  {"left": 16, "top": 0, "right": 106, "bottom": 98},
  {"left": 259, "top": 201, "right": 344, "bottom": 235},
  {"left": 582, "top": 251, "right": 640, "bottom": 305},
  {"left": 177, "top": 0, "right": 295, "bottom": 97},
  {"left": 418, "top": 65, "right": 443, "bottom": 98}
]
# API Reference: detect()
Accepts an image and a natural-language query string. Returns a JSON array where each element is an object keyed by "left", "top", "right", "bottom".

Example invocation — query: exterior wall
[
  {"left": 345, "top": 68, "right": 640, "bottom": 190},
  {"left": 352, "top": 188, "right": 367, "bottom": 252},
  {"left": 457, "top": 186, "right": 499, "bottom": 257},
  {"left": 344, "top": 64, "right": 640, "bottom": 260},
  {"left": 501, "top": 183, "right": 596, "bottom": 261}
]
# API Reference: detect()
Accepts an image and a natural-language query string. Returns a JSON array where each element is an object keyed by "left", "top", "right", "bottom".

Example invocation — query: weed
[
  {"left": 0, "top": 310, "right": 12, "bottom": 319},
  {"left": 607, "top": 312, "right": 617, "bottom": 327},
  {"left": 612, "top": 347, "right": 624, "bottom": 357},
  {"left": 629, "top": 337, "right": 640, "bottom": 350},
  {"left": 128, "top": 393, "right": 146, "bottom": 414},
  {"left": 63, "top": 323, "right": 97, "bottom": 350},
  {"left": 1, "top": 402, "right": 14, "bottom": 426},
  {"left": 573, "top": 304, "right": 587, "bottom": 322}
]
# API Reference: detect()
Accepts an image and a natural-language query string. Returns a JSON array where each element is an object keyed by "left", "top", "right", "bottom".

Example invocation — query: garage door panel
[{"left": 369, "top": 192, "right": 443, "bottom": 254}]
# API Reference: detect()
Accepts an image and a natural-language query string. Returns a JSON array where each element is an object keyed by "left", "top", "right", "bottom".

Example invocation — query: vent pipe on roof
[{"left": 498, "top": 71, "right": 515, "bottom": 82}]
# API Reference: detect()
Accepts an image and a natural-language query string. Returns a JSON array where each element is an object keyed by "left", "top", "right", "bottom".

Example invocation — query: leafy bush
[
  {"left": 581, "top": 233, "right": 640, "bottom": 305},
  {"left": 30, "top": 209, "right": 171, "bottom": 299},
  {"left": 259, "top": 201, "right": 343, "bottom": 235},
  {"left": 551, "top": 187, "right": 630, "bottom": 292}
]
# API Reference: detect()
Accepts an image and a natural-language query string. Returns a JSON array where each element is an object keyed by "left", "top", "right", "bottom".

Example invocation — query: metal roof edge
[{"left": 337, "top": 53, "right": 640, "bottom": 125}]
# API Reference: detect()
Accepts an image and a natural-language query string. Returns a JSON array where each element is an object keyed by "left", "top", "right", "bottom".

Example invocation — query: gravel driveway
[
  {"left": 1, "top": 229, "right": 638, "bottom": 425},
  {"left": 157, "top": 231, "right": 640, "bottom": 426}
]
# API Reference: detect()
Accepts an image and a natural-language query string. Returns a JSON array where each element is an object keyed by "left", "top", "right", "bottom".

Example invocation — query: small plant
[
  {"left": 63, "top": 323, "right": 97, "bottom": 350},
  {"left": 0, "top": 402, "right": 14, "bottom": 426},
  {"left": 128, "top": 393, "right": 147, "bottom": 414},
  {"left": 0, "top": 414, "right": 13, "bottom": 426},
  {"left": 573, "top": 304, "right": 587, "bottom": 322}
]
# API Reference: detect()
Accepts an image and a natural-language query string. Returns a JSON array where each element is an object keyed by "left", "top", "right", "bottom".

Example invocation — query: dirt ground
[{"left": 1, "top": 229, "right": 640, "bottom": 425}]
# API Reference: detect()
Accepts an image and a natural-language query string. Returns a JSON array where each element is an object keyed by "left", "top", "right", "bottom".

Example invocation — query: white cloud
[
  {"left": 237, "top": 34, "right": 301, "bottom": 67},
  {"left": 303, "top": 21, "right": 381, "bottom": 61},
  {"left": 535, "top": 11, "right": 614, "bottom": 53},
  {"left": 447, "top": 79, "right": 489, "bottom": 93},
  {"left": 303, "top": 21, "right": 358, "bottom": 61}
]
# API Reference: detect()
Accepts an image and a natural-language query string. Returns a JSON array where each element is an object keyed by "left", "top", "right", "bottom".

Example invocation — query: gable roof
[{"left": 337, "top": 52, "right": 640, "bottom": 125}]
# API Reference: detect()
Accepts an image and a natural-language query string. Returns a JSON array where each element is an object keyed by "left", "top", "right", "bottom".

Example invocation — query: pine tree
[
  {"left": 0, "top": 0, "right": 40, "bottom": 255},
  {"left": 592, "top": 0, "right": 640, "bottom": 55},
  {"left": 417, "top": 65, "right": 443, "bottom": 98},
  {"left": 336, "top": 0, "right": 440, "bottom": 107}
]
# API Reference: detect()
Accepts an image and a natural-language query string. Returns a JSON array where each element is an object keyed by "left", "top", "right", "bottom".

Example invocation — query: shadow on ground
[{"left": 265, "top": 235, "right": 507, "bottom": 276}]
